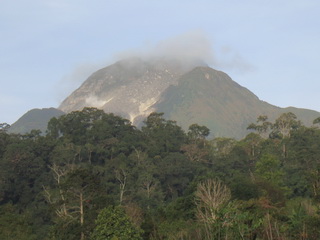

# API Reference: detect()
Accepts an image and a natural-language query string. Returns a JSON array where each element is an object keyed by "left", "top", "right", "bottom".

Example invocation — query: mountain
[
  {"left": 155, "top": 67, "right": 320, "bottom": 137},
  {"left": 57, "top": 58, "right": 320, "bottom": 138},
  {"left": 59, "top": 58, "right": 206, "bottom": 124},
  {"left": 10, "top": 58, "right": 319, "bottom": 138},
  {"left": 8, "top": 108, "right": 65, "bottom": 134}
]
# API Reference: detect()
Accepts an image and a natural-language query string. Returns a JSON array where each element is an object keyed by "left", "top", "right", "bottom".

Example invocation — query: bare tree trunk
[
  {"left": 49, "top": 164, "right": 70, "bottom": 217},
  {"left": 115, "top": 169, "right": 127, "bottom": 205},
  {"left": 80, "top": 192, "right": 84, "bottom": 240},
  {"left": 282, "top": 143, "right": 286, "bottom": 158},
  {"left": 195, "top": 178, "right": 231, "bottom": 240},
  {"left": 88, "top": 150, "right": 92, "bottom": 164}
]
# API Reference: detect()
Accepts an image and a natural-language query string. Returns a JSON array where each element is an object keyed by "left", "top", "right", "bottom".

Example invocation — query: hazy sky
[{"left": 1, "top": 0, "right": 320, "bottom": 124}]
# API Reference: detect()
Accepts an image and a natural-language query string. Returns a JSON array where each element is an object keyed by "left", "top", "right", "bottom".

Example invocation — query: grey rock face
[{"left": 59, "top": 58, "right": 196, "bottom": 124}]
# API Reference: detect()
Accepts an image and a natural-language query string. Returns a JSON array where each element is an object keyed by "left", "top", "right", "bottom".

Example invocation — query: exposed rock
[
  {"left": 57, "top": 58, "right": 320, "bottom": 139},
  {"left": 59, "top": 58, "right": 201, "bottom": 124}
]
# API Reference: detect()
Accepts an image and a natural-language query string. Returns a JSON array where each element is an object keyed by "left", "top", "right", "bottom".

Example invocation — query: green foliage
[
  {"left": 255, "top": 154, "right": 284, "bottom": 186},
  {"left": 0, "top": 203, "right": 37, "bottom": 240},
  {"left": 1, "top": 110, "right": 320, "bottom": 239},
  {"left": 188, "top": 123, "right": 210, "bottom": 141},
  {"left": 142, "top": 112, "right": 187, "bottom": 156},
  {"left": 46, "top": 167, "right": 106, "bottom": 239},
  {"left": 48, "top": 220, "right": 82, "bottom": 240},
  {"left": 90, "top": 206, "right": 143, "bottom": 240},
  {"left": 0, "top": 137, "right": 49, "bottom": 208},
  {"left": 247, "top": 115, "right": 272, "bottom": 138},
  {"left": 230, "top": 175, "right": 260, "bottom": 200},
  {"left": 272, "top": 112, "right": 301, "bottom": 138},
  {"left": 313, "top": 116, "right": 320, "bottom": 125}
]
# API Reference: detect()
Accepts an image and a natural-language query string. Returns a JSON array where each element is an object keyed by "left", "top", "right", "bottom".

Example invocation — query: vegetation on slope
[
  {"left": 8, "top": 108, "right": 65, "bottom": 134},
  {"left": 156, "top": 67, "right": 320, "bottom": 138},
  {"left": 0, "top": 107, "right": 320, "bottom": 239}
]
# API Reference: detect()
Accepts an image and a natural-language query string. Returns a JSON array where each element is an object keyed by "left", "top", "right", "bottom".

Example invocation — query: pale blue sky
[{"left": 1, "top": 0, "right": 320, "bottom": 124}]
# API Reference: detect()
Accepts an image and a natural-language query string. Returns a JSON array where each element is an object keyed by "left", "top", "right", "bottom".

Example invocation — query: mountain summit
[
  {"left": 57, "top": 58, "right": 319, "bottom": 138},
  {"left": 59, "top": 58, "right": 203, "bottom": 124}
]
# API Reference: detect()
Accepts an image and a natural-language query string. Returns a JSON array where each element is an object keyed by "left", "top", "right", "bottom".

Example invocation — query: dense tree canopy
[{"left": 0, "top": 108, "right": 320, "bottom": 239}]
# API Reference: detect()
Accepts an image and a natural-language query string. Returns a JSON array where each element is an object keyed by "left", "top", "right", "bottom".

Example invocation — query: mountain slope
[
  {"left": 52, "top": 58, "right": 320, "bottom": 139},
  {"left": 59, "top": 58, "right": 201, "bottom": 123},
  {"left": 155, "top": 67, "right": 320, "bottom": 138},
  {"left": 8, "top": 108, "right": 65, "bottom": 134},
  {"left": 155, "top": 67, "right": 275, "bottom": 137}
]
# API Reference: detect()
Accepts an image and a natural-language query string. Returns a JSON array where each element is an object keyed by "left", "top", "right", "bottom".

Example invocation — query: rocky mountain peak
[
  {"left": 58, "top": 57, "right": 200, "bottom": 124},
  {"left": 56, "top": 57, "right": 320, "bottom": 139}
]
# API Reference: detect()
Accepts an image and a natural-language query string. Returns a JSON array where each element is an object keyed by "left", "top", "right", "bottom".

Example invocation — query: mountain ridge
[
  {"left": 9, "top": 58, "right": 320, "bottom": 138},
  {"left": 59, "top": 58, "right": 196, "bottom": 123},
  {"left": 158, "top": 66, "right": 320, "bottom": 137},
  {"left": 8, "top": 108, "right": 65, "bottom": 134}
]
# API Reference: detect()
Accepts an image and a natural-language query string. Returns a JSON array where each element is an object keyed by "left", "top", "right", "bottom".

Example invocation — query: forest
[{"left": 0, "top": 107, "right": 320, "bottom": 240}]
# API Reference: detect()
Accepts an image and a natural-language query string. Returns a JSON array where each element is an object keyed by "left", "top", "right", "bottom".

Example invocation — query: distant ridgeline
[
  {"left": 8, "top": 108, "right": 65, "bottom": 134},
  {"left": 9, "top": 58, "right": 320, "bottom": 138}
]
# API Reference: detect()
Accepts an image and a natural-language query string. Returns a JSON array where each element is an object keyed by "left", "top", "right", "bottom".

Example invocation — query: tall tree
[
  {"left": 142, "top": 112, "right": 186, "bottom": 156},
  {"left": 247, "top": 115, "right": 272, "bottom": 138},
  {"left": 195, "top": 178, "right": 236, "bottom": 240},
  {"left": 272, "top": 112, "right": 300, "bottom": 139},
  {"left": 188, "top": 123, "right": 210, "bottom": 142},
  {"left": 46, "top": 167, "right": 104, "bottom": 240},
  {"left": 271, "top": 112, "right": 301, "bottom": 157},
  {"left": 91, "top": 206, "right": 143, "bottom": 240}
]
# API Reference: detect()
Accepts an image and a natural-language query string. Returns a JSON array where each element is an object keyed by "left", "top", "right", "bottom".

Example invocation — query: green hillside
[
  {"left": 8, "top": 108, "right": 65, "bottom": 134},
  {"left": 155, "top": 67, "right": 320, "bottom": 138}
]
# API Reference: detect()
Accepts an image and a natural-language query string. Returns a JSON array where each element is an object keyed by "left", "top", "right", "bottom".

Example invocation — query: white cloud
[
  {"left": 217, "top": 46, "right": 255, "bottom": 74},
  {"left": 150, "top": 30, "right": 215, "bottom": 65},
  {"left": 114, "top": 30, "right": 253, "bottom": 73},
  {"left": 55, "top": 63, "right": 103, "bottom": 103},
  {"left": 85, "top": 96, "right": 112, "bottom": 108}
]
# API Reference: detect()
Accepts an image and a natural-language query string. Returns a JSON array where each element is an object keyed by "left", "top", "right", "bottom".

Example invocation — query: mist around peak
[
  {"left": 113, "top": 30, "right": 253, "bottom": 73},
  {"left": 113, "top": 31, "right": 214, "bottom": 69},
  {"left": 56, "top": 30, "right": 254, "bottom": 107}
]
